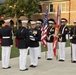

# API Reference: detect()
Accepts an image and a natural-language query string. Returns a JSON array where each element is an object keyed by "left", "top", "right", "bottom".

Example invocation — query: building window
[
  {"left": 49, "top": 4, "right": 53, "bottom": 12},
  {"left": 61, "top": 2, "right": 66, "bottom": 12},
  {"left": 38, "top": 5, "right": 42, "bottom": 13}
]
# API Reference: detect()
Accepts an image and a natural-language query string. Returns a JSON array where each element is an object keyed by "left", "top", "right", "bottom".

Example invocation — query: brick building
[{"left": 32, "top": 0, "right": 76, "bottom": 25}]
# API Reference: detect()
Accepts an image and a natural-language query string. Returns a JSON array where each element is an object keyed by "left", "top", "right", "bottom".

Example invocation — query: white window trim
[
  {"left": 61, "top": 2, "right": 66, "bottom": 12},
  {"left": 49, "top": 3, "right": 54, "bottom": 13}
]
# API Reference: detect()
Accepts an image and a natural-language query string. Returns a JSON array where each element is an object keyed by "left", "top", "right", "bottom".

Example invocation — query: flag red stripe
[
  {"left": 41, "top": 8, "right": 48, "bottom": 47},
  {"left": 41, "top": 25, "right": 47, "bottom": 47},
  {"left": 53, "top": 5, "right": 61, "bottom": 57}
]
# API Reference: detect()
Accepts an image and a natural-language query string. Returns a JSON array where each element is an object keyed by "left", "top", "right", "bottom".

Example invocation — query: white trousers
[
  {"left": 47, "top": 42, "right": 53, "bottom": 58},
  {"left": 2, "top": 46, "right": 11, "bottom": 68},
  {"left": 38, "top": 42, "right": 41, "bottom": 57},
  {"left": 71, "top": 44, "right": 76, "bottom": 61},
  {"left": 30, "top": 47, "right": 39, "bottom": 66},
  {"left": 19, "top": 49, "right": 28, "bottom": 70},
  {"left": 58, "top": 42, "right": 65, "bottom": 60}
]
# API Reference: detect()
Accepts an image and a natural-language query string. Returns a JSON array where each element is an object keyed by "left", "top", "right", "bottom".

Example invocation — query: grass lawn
[{"left": 0, "top": 40, "right": 70, "bottom": 60}]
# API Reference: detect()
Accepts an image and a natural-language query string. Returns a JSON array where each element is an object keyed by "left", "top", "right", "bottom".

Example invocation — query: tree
[
  {"left": 0, "top": 0, "right": 40, "bottom": 19},
  {"left": 0, "top": 0, "right": 40, "bottom": 28},
  {"left": 25, "top": 0, "right": 40, "bottom": 19},
  {"left": 0, "top": 4, "right": 5, "bottom": 17},
  {"left": 4, "top": 0, "right": 26, "bottom": 18}
]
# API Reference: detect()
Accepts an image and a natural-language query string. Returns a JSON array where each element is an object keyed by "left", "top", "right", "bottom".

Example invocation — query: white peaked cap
[
  {"left": 61, "top": 20, "right": 66, "bottom": 22},
  {"left": 4, "top": 19, "right": 11, "bottom": 23},
  {"left": 21, "top": 20, "right": 28, "bottom": 23},
  {"left": 73, "top": 20, "right": 76, "bottom": 23},
  {"left": 48, "top": 21, "right": 54, "bottom": 24},
  {"left": 36, "top": 21, "right": 42, "bottom": 24},
  {"left": 31, "top": 21, "right": 36, "bottom": 24}
]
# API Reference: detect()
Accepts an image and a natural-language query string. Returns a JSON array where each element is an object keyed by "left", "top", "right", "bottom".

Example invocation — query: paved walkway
[{"left": 0, "top": 47, "right": 76, "bottom": 75}]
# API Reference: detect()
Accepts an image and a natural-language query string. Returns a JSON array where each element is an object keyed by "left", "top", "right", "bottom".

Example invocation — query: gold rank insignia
[{"left": 33, "top": 30, "right": 37, "bottom": 36}]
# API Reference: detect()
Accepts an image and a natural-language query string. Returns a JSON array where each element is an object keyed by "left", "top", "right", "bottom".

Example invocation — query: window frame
[
  {"left": 38, "top": 5, "right": 42, "bottom": 13},
  {"left": 49, "top": 3, "right": 54, "bottom": 13},
  {"left": 61, "top": 2, "right": 66, "bottom": 12}
]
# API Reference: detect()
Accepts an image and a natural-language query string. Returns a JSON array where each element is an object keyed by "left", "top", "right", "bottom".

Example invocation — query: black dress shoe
[
  {"left": 32, "top": 65, "right": 37, "bottom": 68},
  {"left": 47, "top": 58, "right": 52, "bottom": 60},
  {"left": 38, "top": 57, "right": 41, "bottom": 59},
  {"left": 3, "top": 66, "right": 11, "bottom": 69},
  {"left": 72, "top": 61, "right": 76, "bottom": 63},
  {"left": 20, "top": 68, "right": 28, "bottom": 71},
  {"left": 59, "top": 59, "right": 64, "bottom": 62},
  {"left": 29, "top": 65, "right": 33, "bottom": 67},
  {"left": 8, "top": 66, "right": 11, "bottom": 68}
]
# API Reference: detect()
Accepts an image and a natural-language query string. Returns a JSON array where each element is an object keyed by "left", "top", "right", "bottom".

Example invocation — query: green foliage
[
  {"left": 0, "top": 5, "right": 5, "bottom": 16},
  {"left": 3, "top": 0, "right": 26, "bottom": 18},
  {"left": 0, "top": 0, "right": 40, "bottom": 19},
  {"left": 25, "top": 0, "right": 40, "bottom": 19}
]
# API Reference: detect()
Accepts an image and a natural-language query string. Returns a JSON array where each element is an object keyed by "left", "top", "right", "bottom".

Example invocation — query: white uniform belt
[{"left": 2, "top": 36, "right": 10, "bottom": 39}]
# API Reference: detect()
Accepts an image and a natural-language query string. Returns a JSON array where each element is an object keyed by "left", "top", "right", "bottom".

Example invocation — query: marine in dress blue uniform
[
  {"left": 0, "top": 19, "right": 12, "bottom": 69},
  {"left": 46, "top": 20, "right": 55, "bottom": 60},
  {"left": 16, "top": 20, "right": 29, "bottom": 71},
  {"left": 70, "top": 20, "right": 76, "bottom": 63},
  {"left": 58, "top": 18, "right": 69, "bottom": 61},
  {"left": 29, "top": 21, "right": 41, "bottom": 68},
  {"left": 36, "top": 20, "right": 42, "bottom": 59}
]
